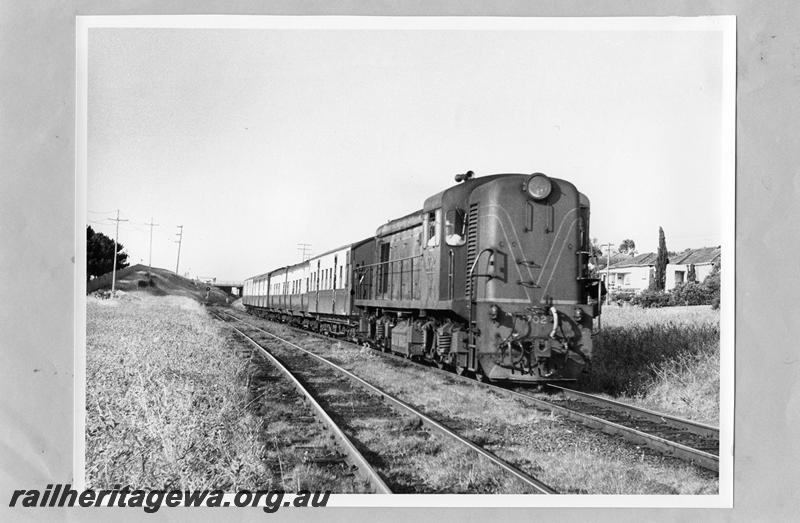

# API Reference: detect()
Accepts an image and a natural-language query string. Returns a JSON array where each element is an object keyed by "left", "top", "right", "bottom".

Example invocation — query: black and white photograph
[{"left": 75, "top": 15, "right": 734, "bottom": 507}]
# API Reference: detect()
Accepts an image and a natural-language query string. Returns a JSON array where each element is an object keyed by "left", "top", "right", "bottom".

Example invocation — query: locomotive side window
[
  {"left": 445, "top": 208, "right": 466, "bottom": 246},
  {"left": 425, "top": 209, "right": 441, "bottom": 247}
]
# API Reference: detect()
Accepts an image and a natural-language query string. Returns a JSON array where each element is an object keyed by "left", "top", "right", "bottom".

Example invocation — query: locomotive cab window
[
  {"left": 445, "top": 208, "right": 466, "bottom": 246},
  {"left": 425, "top": 209, "right": 441, "bottom": 248}
]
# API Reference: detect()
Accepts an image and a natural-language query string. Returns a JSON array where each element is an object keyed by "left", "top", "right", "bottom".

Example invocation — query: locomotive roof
[
  {"left": 375, "top": 173, "right": 562, "bottom": 237},
  {"left": 375, "top": 209, "right": 422, "bottom": 237},
  {"left": 307, "top": 236, "right": 373, "bottom": 260},
  {"left": 422, "top": 173, "right": 522, "bottom": 210}
]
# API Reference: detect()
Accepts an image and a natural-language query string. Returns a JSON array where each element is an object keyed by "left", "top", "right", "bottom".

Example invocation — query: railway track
[
  {"left": 540, "top": 384, "right": 719, "bottom": 470},
  {"left": 220, "top": 308, "right": 719, "bottom": 474},
  {"left": 214, "top": 310, "right": 557, "bottom": 494},
  {"left": 213, "top": 312, "right": 390, "bottom": 493}
]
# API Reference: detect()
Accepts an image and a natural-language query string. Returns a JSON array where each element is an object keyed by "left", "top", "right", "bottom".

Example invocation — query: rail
[
  {"left": 211, "top": 312, "right": 391, "bottom": 493},
  {"left": 216, "top": 310, "right": 557, "bottom": 494},
  {"left": 545, "top": 384, "right": 720, "bottom": 440}
]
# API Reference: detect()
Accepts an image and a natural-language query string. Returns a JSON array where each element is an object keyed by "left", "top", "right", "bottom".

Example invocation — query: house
[
  {"left": 599, "top": 246, "right": 721, "bottom": 294},
  {"left": 600, "top": 252, "right": 657, "bottom": 293},
  {"left": 666, "top": 246, "right": 721, "bottom": 289}
]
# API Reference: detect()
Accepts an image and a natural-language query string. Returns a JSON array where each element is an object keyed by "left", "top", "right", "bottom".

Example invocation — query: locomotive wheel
[{"left": 475, "top": 368, "right": 489, "bottom": 383}]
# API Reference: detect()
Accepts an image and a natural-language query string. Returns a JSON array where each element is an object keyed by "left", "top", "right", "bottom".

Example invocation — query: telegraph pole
[
  {"left": 145, "top": 217, "right": 159, "bottom": 275},
  {"left": 108, "top": 209, "right": 128, "bottom": 295},
  {"left": 297, "top": 243, "right": 312, "bottom": 262},
  {"left": 174, "top": 225, "right": 184, "bottom": 275},
  {"left": 600, "top": 242, "right": 615, "bottom": 303}
]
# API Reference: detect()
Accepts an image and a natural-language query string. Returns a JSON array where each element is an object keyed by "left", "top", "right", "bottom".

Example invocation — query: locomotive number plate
[{"left": 529, "top": 315, "right": 551, "bottom": 324}]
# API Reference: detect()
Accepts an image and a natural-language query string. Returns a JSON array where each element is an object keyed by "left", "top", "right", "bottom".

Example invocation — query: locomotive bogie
[{"left": 389, "top": 319, "right": 426, "bottom": 358}]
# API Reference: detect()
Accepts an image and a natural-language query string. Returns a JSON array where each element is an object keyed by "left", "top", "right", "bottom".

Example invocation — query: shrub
[
  {"left": 703, "top": 264, "right": 721, "bottom": 310},
  {"left": 608, "top": 289, "right": 636, "bottom": 306},
  {"left": 669, "top": 281, "right": 712, "bottom": 306},
  {"left": 631, "top": 289, "right": 670, "bottom": 308}
]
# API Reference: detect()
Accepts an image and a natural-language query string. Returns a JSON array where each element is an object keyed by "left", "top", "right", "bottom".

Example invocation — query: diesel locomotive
[{"left": 243, "top": 171, "right": 603, "bottom": 383}]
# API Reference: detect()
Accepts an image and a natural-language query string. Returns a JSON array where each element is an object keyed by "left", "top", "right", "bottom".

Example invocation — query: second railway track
[
  {"left": 214, "top": 310, "right": 557, "bottom": 494},
  {"left": 540, "top": 384, "right": 719, "bottom": 471}
]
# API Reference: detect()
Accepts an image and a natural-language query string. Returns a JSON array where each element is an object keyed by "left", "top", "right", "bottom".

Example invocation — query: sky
[{"left": 86, "top": 19, "right": 728, "bottom": 281}]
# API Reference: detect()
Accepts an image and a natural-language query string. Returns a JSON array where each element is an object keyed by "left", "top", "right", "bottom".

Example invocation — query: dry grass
[
  {"left": 586, "top": 305, "right": 720, "bottom": 424},
  {"left": 86, "top": 295, "right": 268, "bottom": 490}
]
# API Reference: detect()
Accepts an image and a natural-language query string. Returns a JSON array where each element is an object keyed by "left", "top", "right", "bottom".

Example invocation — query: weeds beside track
[{"left": 585, "top": 306, "right": 720, "bottom": 424}]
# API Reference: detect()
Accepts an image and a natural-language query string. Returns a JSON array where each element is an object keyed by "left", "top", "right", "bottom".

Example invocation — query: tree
[
  {"left": 87, "top": 226, "right": 129, "bottom": 280},
  {"left": 652, "top": 226, "right": 668, "bottom": 291},
  {"left": 590, "top": 237, "right": 603, "bottom": 258},
  {"left": 687, "top": 263, "right": 697, "bottom": 283},
  {"left": 618, "top": 239, "right": 636, "bottom": 255},
  {"left": 703, "top": 260, "right": 721, "bottom": 309}
]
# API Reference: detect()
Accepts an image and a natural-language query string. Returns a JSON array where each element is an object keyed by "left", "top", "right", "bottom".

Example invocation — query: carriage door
[
  {"left": 315, "top": 260, "right": 320, "bottom": 312},
  {"left": 332, "top": 255, "right": 338, "bottom": 314}
]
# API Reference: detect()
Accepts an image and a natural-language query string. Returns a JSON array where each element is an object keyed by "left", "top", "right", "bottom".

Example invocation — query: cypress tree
[{"left": 654, "top": 226, "right": 668, "bottom": 291}]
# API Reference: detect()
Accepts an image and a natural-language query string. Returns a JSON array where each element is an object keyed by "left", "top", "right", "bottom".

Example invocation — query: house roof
[
  {"left": 608, "top": 252, "right": 658, "bottom": 269},
  {"left": 670, "top": 246, "right": 721, "bottom": 265},
  {"left": 595, "top": 252, "right": 633, "bottom": 270}
]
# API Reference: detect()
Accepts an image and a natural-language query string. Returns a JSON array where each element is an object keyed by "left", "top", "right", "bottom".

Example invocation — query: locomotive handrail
[
  {"left": 356, "top": 254, "right": 423, "bottom": 301},
  {"left": 466, "top": 248, "right": 495, "bottom": 372}
]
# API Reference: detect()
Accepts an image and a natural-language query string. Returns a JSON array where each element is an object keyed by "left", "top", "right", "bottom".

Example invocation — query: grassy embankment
[
  {"left": 585, "top": 305, "right": 720, "bottom": 424},
  {"left": 86, "top": 294, "right": 268, "bottom": 490}
]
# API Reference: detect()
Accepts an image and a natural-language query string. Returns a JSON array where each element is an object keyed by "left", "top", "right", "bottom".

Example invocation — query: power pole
[
  {"left": 174, "top": 225, "right": 184, "bottom": 275},
  {"left": 108, "top": 209, "right": 128, "bottom": 295},
  {"left": 297, "top": 243, "right": 312, "bottom": 262},
  {"left": 145, "top": 217, "right": 159, "bottom": 275},
  {"left": 600, "top": 242, "right": 615, "bottom": 303}
]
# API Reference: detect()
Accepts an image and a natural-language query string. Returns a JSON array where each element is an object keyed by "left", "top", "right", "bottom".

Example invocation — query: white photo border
[{"left": 75, "top": 14, "right": 736, "bottom": 508}]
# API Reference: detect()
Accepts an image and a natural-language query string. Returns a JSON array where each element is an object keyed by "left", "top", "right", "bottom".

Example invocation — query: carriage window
[
  {"left": 426, "top": 209, "right": 441, "bottom": 247},
  {"left": 445, "top": 208, "right": 466, "bottom": 246}
]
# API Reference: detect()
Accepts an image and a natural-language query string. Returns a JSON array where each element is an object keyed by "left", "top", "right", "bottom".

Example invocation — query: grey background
[{"left": 1, "top": 1, "right": 797, "bottom": 521}]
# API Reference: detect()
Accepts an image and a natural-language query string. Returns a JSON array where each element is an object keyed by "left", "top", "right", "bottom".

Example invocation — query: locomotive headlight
[{"left": 526, "top": 173, "right": 552, "bottom": 200}]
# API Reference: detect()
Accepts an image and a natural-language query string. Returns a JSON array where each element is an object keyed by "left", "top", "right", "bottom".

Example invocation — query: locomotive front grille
[{"left": 465, "top": 202, "right": 479, "bottom": 298}]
